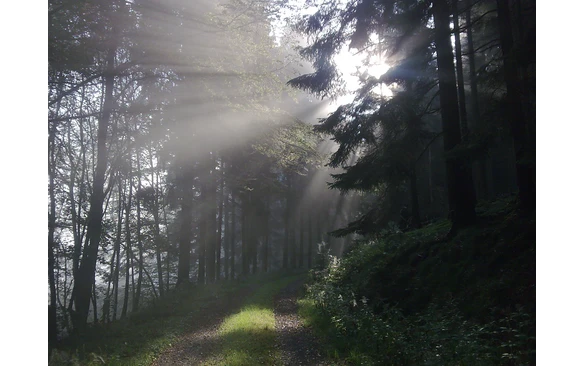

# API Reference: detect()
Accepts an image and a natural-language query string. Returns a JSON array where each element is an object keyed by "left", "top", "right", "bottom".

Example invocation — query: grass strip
[{"left": 204, "top": 273, "right": 304, "bottom": 365}]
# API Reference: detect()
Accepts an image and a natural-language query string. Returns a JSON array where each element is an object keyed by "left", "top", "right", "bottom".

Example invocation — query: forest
[{"left": 47, "top": 0, "right": 535, "bottom": 364}]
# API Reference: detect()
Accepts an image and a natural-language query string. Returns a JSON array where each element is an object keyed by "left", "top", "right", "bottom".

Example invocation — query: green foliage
[
  {"left": 299, "top": 197, "right": 535, "bottom": 365},
  {"left": 289, "top": 0, "right": 441, "bottom": 237}
]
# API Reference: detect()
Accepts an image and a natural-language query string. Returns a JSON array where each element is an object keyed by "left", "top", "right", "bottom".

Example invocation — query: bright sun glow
[{"left": 329, "top": 35, "right": 394, "bottom": 110}]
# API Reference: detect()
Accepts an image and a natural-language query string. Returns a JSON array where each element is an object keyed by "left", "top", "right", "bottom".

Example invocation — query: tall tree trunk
[
  {"left": 224, "top": 188, "right": 230, "bottom": 280},
  {"left": 103, "top": 179, "right": 123, "bottom": 323},
  {"left": 92, "top": 285, "right": 98, "bottom": 324},
  {"left": 161, "top": 201, "right": 171, "bottom": 292},
  {"left": 495, "top": 0, "right": 535, "bottom": 211},
  {"left": 71, "top": 40, "right": 117, "bottom": 333},
  {"left": 307, "top": 207, "right": 313, "bottom": 269},
  {"left": 122, "top": 173, "right": 132, "bottom": 318},
  {"left": 251, "top": 197, "right": 258, "bottom": 275},
  {"left": 112, "top": 177, "right": 123, "bottom": 321},
  {"left": 178, "top": 160, "right": 195, "bottom": 286},
  {"left": 298, "top": 207, "right": 304, "bottom": 268},
  {"left": 133, "top": 146, "right": 143, "bottom": 311},
  {"left": 67, "top": 89, "right": 88, "bottom": 316},
  {"left": 465, "top": 0, "right": 491, "bottom": 201},
  {"left": 205, "top": 152, "right": 217, "bottom": 283},
  {"left": 230, "top": 192, "right": 236, "bottom": 280},
  {"left": 48, "top": 118, "right": 58, "bottom": 352},
  {"left": 410, "top": 165, "right": 421, "bottom": 229},
  {"left": 263, "top": 194, "right": 270, "bottom": 273},
  {"left": 198, "top": 173, "right": 207, "bottom": 285},
  {"left": 283, "top": 174, "right": 291, "bottom": 269},
  {"left": 241, "top": 192, "right": 249, "bottom": 276},
  {"left": 149, "top": 146, "right": 164, "bottom": 297},
  {"left": 453, "top": 0, "right": 478, "bottom": 208},
  {"left": 216, "top": 158, "right": 224, "bottom": 280},
  {"left": 432, "top": 0, "right": 476, "bottom": 230},
  {"left": 452, "top": 0, "right": 469, "bottom": 140}
]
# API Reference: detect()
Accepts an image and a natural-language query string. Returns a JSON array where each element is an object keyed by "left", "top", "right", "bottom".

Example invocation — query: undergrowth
[{"left": 300, "top": 196, "right": 535, "bottom": 365}]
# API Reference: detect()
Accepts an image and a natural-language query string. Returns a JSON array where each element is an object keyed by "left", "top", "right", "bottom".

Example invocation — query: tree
[
  {"left": 288, "top": 0, "right": 480, "bottom": 236},
  {"left": 432, "top": 0, "right": 476, "bottom": 228},
  {"left": 495, "top": 0, "right": 535, "bottom": 211},
  {"left": 70, "top": 14, "right": 118, "bottom": 333}
]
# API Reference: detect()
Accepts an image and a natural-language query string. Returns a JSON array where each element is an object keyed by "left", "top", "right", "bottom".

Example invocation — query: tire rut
[
  {"left": 274, "top": 278, "right": 327, "bottom": 366},
  {"left": 151, "top": 285, "right": 255, "bottom": 366}
]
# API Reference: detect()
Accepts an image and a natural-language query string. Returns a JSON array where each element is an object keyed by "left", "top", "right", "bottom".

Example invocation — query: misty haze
[{"left": 48, "top": 0, "right": 535, "bottom": 364}]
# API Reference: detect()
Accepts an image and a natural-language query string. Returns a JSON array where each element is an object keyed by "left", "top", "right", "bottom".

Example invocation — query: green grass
[
  {"left": 298, "top": 297, "right": 349, "bottom": 365},
  {"left": 50, "top": 271, "right": 305, "bottom": 366},
  {"left": 204, "top": 273, "right": 305, "bottom": 365}
]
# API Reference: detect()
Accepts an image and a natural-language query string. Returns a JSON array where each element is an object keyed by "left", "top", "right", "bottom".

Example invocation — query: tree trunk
[
  {"left": 263, "top": 194, "right": 270, "bottom": 273},
  {"left": 216, "top": 158, "right": 224, "bottom": 280},
  {"left": 283, "top": 174, "right": 291, "bottom": 269},
  {"left": 177, "top": 160, "right": 195, "bottom": 286},
  {"left": 133, "top": 146, "right": 143, "bottom": 312},
  {"left": 432, "top": 0, "right": 476, "bottom": 229},
  {"left": 224, "top": 188, "right": 230, "bottom": 280},
  {"left": 410, "top": 166, "right": 422, "bottom": 229},
  {"left": 92, "top": 284, "right": 98, "bottom": 324},
  {"left": 48, "top": 117, "right": 58, "bottom": 352},
  {"left": 206, "top": 153, "right": 217, "bottom": 283},
  {"left": 452, "top": 0, "right": 469, "bottom": 140},
  {"left": 495, "top": 0, "right": 535, "bottom": 211},
  {"left": 121, "top": 175, "right": 132, "bottom": 318},
  {"left": 251, "top": 197, "right": 258, "bottom": 275},
  {"left": 453, "top": 0, "right": 478, "bottom": 208},
  {"left": 465, "top": 0, "right": 491, "bottom": 201},
  {"left": 307, "top": 207, "right": 313, "bottom": 269},
  {"left": 298, "top": 208, "right": 304, "bottom": 268},
  {"left": 241, "top": 192, "right": 249, "bottom": 276},
  {"left": 71, "top": 40, "right": 117, "bottom": 333},
  {"left": 230, "top": 192, "right": 236, "bottom": 280},
  {"left": 112, "top": 177, "right": 123, "bottom": 321},
  {"left": 149, "top": 146, "right": 164, "bottom": 297}
]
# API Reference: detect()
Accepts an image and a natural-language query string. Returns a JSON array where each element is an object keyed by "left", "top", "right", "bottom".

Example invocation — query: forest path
[
  {"left": 151, "top": 274, "right": 326, "bottom": 365},
  {"left": 151, "top": 284, "right": 257, "bottom": 366},
  {"left": 274, "top": 278, "right": 327, "bottom": 366}
]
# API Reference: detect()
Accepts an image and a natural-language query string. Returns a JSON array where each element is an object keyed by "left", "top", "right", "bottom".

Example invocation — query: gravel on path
[
  {"left": 274, "top": 278, "right": 327, "bottom": 366},
  {"left": 151, "top": 285, "right": 255, "bottom": 366}
]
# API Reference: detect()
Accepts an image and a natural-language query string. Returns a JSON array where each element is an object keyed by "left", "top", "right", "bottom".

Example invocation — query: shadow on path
[{"left": 274, "top": 279, "right": 327, "bottom": 366}]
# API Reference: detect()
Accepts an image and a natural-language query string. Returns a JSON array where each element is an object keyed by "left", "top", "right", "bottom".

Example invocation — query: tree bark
[
  {"left": 432, "top": 0, "right": 477, "bottom": 229},
  {"left": 282, "top": 174, "right": 291, "bottom": 269},
  {"left": 298, "top": 207, "right": 305, "bottom": 268},
  {"left": 149, "top": 146, "right": 164, "bottom": 297},
  {"left": 452, "top": 0, "right": 469, "bottom": 140},
  {"left": 241, "top": 192, "right": 249, "bottom": 276},
  {"left": 133, "top": 146, "right": 143, "bottom": 312},
  {"left": 495, "top": 0, "right": 535, "bottom": 211},
  {"left": 230, "top": 192, "right": 236, "bottom": 280},
  {"left": 71, "top": 40, "right": 116, "bottom": 333},
  {"left": 206, "top": 152, "right": 217, "bottom": 283},
  {"left": 409, "top": 166, "right": 421, "bottom": 229},
  {"left": 48, "top": 116, "right": 58, "bottom": 352},
  {"left": 263, "top": 193, "right": 270, "bottom": 273},
  {"left": 121, "top": 172, "right": 132, "bottom": 318},
  {"left": 177, "top": 159, "right": 195, "bottom": 286},
  {"left": 465, "top": 0, "right": 492, "bottom": 201},
  {"left": 112, "top": 176, "right": 123, "bottom": 321},
  {"left": 307, "top": 206, "right": 313, "bottom": 269},
  {"left": 216, "top": 157, "right": 224, "bottom": 280}
]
